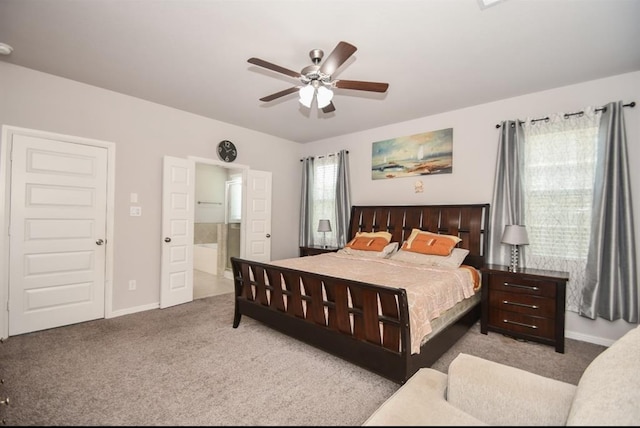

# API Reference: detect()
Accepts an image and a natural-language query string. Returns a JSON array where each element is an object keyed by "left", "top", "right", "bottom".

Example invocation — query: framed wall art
[{"left": 371, "top": 128, "right": 453, "bottom": 180}]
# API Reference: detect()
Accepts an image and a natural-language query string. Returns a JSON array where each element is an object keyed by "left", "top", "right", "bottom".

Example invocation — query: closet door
[{"left": 9, "top": 133, "right": 108, "bottom": 335}]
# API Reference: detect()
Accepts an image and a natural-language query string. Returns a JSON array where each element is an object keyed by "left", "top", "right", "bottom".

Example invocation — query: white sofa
[{"left": 364, "top": 324, "right": 640, "bottom": 426}]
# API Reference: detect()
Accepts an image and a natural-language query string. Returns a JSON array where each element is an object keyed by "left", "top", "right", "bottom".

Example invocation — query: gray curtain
[
  {"left": 487, "top": 120, "right": 526, "bottom": 266},
  {"left": 299, "top": 157, "right": 315, "bottom": 246},
  {"left": 334, "top": 150, "right": 352, "bottom": 247},
  {"left": 580, "top": 101, "right": 638, "bottom": 322}
]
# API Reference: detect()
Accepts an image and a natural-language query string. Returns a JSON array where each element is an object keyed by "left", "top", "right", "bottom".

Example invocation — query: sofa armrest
[
  {"left": 363, "top": 368, "right": 485, "bottom": 426},
  {"left": 447, "top": 353, "right": 577, "bottom": 426}
]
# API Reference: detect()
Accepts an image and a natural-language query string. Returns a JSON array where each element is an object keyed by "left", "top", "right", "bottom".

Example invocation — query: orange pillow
[
  {"left": 401, "top": 229, "right": 461, "bottom": 256},
  {"left": 346, "top": 236, "right": 390, "bottom": 252},
  {"left": 353, "top": 231, "right": 392, "bottom": 241}
]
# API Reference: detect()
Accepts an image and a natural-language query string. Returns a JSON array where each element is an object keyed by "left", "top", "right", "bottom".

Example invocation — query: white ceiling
[{"left": 1, "top": 0, "right": 639, "bottom": 144}]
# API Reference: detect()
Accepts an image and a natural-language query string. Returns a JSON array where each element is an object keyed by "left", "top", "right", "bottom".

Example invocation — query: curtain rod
[
  {"left": 495, "top": 101, "right": 635, "bottom": 128},
  {"left": 300, "top": 150, "right": 349, "bottom": 162}
]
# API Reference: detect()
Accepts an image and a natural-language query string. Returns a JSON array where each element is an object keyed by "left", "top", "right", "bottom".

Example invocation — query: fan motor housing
[{"left": 309, "top": 49, "right": 324, "bottom": 64}]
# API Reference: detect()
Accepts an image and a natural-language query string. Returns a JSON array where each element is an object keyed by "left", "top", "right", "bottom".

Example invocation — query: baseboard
[
  {"left": 107, "top": 302, "right": 160, "bottom": 318},
  {"left": 565, "top": 330, "right": 616, "bottom": 347}
]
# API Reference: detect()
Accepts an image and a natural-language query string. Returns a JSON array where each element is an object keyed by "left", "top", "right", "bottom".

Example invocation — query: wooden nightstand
[
  {"left": 480, "top": 264, "right": 569, "bottom": 353},
  {"left": 299, "top": 245, "right": 340, "bottom": 257}
]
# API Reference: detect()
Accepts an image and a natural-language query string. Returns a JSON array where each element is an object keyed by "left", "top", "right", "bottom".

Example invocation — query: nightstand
[
  {"left": 480, "top": 264, "right": 569, "bottom": 353},
  {"left": 299, "top": 245, "right": 340, "bottom": 257}
]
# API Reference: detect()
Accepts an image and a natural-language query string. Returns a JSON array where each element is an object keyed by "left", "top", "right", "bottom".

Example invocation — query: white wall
[
  {"left": 301, "top": 71, "right": 640, "bottom": 345},
  {"left": 0, "top": 62, "right": 302, "bottom": 316},
  {"left": 1, "top": 60, "right": 638, "bottom": 345}
]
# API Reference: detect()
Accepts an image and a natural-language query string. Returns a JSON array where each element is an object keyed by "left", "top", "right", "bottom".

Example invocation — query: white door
[
  {"left": 244, "top": 170, "right": 272, "bottom": 262},
  {"left": 9, "top": 134, "right": 108, "bottom": 335},
  {"left": 160, "top": 156, "right": 194, "bottom": 308}
]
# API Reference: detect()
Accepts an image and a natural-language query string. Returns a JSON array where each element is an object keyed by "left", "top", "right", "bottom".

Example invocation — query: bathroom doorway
[{"left": 192, "top": 162, "right": 242, "bottom": 299}]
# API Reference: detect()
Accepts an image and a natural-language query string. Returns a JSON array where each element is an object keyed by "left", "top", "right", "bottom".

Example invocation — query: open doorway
[
  {"left": 192, "top": 162, "right": 241, "bottom": 299},
  {"left": 161, "top": 156, "right": 271, "bottom": 308}
]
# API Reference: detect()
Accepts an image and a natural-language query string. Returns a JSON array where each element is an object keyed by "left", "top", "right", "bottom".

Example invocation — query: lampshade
[
  {"left": 317, "top": 219, "right": 332, "bottom": 232},
  {"left": 299, "top": 84, "right": 334, "bottom": 109},
  {"left": 316, "top": 86, "right": 334, "bottom": 108},
  {"left": 501, "top": 225, "right": 529, "bottom": 245},
  {"left": 299, "top": 85, "right": 314, "bottom": 108}
]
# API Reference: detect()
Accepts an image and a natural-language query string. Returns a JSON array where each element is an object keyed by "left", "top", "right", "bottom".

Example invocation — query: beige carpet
[
  {"left": 431, "top": 320, "right": 606, "bottom": 386},
  {"left": 0, "top": 292, "right": 606, "bottom": 426}
]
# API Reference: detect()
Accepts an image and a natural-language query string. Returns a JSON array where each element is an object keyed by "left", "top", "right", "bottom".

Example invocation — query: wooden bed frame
[{"left": 231, "top": 204, "right": 490, "bottom": 384}]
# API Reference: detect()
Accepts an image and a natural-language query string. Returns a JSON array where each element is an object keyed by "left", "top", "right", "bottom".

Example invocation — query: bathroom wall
[
  {"left": 194, "top": 163, "right": 226, "bottom": 244},
  {"left": 193, "top": 163, "right": 243, "bottom": 274}
]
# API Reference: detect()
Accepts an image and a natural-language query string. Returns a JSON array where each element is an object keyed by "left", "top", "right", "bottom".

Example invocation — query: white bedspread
[{"left": 270, "top": 252, "right": 479, "bottom": 354}]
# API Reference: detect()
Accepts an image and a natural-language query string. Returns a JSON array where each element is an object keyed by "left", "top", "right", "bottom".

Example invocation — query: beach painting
[{"left": 371, "top": 128, "right": 453, "bottom": 180}]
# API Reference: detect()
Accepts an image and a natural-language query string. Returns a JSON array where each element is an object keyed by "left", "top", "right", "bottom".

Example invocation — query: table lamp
[
  {"left": 317, "top": 219, "right": 332, "bottom": 248},
  {"left": 501, "top": 225, "right": 529, "bottom": 271}
]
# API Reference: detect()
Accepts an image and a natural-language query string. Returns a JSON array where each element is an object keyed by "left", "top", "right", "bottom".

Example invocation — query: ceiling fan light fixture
[
  {"left": 316, "top": 86, "right": 333, "bottom": 109},
  {"left": 250, "top": 41, "right": 389, "bottom": 113},
  {"left": 299, "top": 85, "right": 314, "bottom": 108},
  {"left": 0, "top": 42, "right": 13, "bottom": 55}
]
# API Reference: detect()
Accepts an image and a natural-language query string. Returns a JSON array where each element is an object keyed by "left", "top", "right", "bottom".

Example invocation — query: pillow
[
  {"left": 401, "top": 229, "right": 461, "bottom": 256},
  {"left": 345, "top": 231, "right": 392, "bottom": 252},
  {"left": 352, "top": 231, "right": 393, "bottom": 241},
  {"left": 338, "top": 242, "right": 399, "bottom": 259},
  {"left": 390, "top": 248, "right": 470, "bottom": 268}
]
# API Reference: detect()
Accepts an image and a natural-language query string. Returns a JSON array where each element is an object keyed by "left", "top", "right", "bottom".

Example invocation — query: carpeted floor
[
  {"left": 430, "top": 318, "right": 606, "bottom": 386},
  {"left": 0, "top": 292, "right": 606, "bottom": 426}
]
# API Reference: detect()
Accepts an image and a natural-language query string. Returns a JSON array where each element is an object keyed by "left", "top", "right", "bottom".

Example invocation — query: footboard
[{"left": 230, "top": 256, "right": 412, "bottom": 383}]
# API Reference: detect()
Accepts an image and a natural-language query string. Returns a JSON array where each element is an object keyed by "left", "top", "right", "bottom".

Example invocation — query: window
[
  {"left": 225, "top": 176, "right": 242, "bottom": 224},
  {"left": 312, "top": 155, "right": 339, "bottom": 247},
  {"left": 522, "top": 110, "right": 599, "bottom": 312}
]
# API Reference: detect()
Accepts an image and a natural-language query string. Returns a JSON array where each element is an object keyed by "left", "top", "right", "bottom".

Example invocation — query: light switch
[
  {"left": 130, "top": 206, "right": 142, "bottom": 216},
  {"left": 130, "top": 193, "right": 138, "bottom": 203}
]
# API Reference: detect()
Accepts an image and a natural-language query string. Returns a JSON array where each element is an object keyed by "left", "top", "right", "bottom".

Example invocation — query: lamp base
[{"left": 509, "top": 245, "right": 520, "bottom": 272}]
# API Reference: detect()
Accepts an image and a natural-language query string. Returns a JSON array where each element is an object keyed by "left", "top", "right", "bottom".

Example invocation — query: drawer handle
[
  {"left": 503, "top": 319, "right": 538, "bottom": 329},
  {"left": 504, "top": 282, "right": 539, "bottom": 291},
  {"left": 502, "top": 300, "right": 538, "bottom": 309}
]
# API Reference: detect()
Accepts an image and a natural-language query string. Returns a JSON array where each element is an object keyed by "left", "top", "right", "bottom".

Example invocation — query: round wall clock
[{"left": 217, "top": 140, "right": 237, "bottom": 162}]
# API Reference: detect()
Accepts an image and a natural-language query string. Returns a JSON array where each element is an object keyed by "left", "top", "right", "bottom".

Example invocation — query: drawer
[
  {"left": 489, "top": 291, "right": 556, "bottom": 318},
  {"left": 488, "top": 309, "right": 555, "bottom": 341},
  {"left": 488, "top": 273, "right": 556, "bottom": 298}
]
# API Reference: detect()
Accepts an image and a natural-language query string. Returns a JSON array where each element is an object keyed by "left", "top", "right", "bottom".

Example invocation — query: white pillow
[
  {"left": 338, "top": 242, "right": 399, "bottom": 259},
  {"left": 390, "top": 247, "right": 470, "bottom": 268}
]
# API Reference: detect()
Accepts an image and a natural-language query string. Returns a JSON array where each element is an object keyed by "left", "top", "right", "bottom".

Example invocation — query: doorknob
[
  {"left": 266, "top": 234, "right": 271, "bottom": 238},
  {"left": 164, "top": 237, "right": 171, "bottom": 243},
  {"left": 96, "top": 239, "right": 104, "bottom": 245}
]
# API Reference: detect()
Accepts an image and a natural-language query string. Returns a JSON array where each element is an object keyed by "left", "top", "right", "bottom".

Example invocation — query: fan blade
[
  {"left": 248, "top": 57, "right": 301, "bottom": 79},
  {"left": 322, "top": 102, "right": 336, "bottom": 113},
  {"left": 334, "top": 79, "right": 389, "bottom": 93},
  {"left": 259, "top": 86, "right": 300, "bottom": 102},
  {"left": 319, "top": 41, "right": 357, "bottom": 76}
]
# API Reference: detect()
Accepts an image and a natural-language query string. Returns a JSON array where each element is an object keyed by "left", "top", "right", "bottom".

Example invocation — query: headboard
[{"left": 348, "top": 204, "right": 490, "bottom": 269}]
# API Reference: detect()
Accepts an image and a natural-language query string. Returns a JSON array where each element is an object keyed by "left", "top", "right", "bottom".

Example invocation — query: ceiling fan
[{"left": 248, "top": 41, "right": 389, "bottom": 113}]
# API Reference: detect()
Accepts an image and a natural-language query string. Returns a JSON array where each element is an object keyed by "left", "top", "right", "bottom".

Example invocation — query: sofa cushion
[
  {"left": 566, "top": 325, "right": 640, "bottom": 426},
  {"left": 363, "top": 368, "right": 486, "bottom": 426},
  {"left": 447, "top": 353, "right": 576, "bottom": 426}
]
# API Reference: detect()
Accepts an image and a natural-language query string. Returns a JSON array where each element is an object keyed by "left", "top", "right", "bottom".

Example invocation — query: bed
[{"left": 231, "top": 203, "right": 490, "bottom": 384}]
